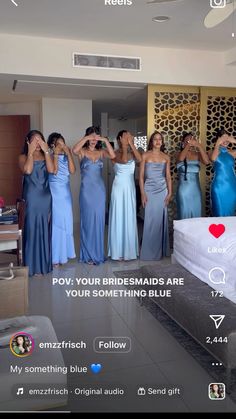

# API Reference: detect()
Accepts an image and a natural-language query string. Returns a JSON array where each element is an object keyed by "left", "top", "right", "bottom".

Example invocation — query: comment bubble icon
[{"left": 208, "top": 267, "right": 226, "bottom": 285}]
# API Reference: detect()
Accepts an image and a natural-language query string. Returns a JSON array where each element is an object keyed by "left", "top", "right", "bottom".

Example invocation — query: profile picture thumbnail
[
  {"left": 209, "top": 383, "right": 225, "bottom": 400},
  {"left": 10, "top": 332, "right": 34, "bottom": 357}
]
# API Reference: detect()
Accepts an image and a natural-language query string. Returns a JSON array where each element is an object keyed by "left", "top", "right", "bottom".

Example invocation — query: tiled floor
[{"left": 22, "top": 258, "right": 236, "bottom": 413}]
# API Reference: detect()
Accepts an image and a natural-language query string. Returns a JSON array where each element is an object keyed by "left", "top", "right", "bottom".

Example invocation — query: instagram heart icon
[{"left": 209, "top": 224, "right": 225, "bottom": 239}]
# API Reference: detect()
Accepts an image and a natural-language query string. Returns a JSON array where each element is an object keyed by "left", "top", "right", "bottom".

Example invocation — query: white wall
[
  {"left": 0, "top": 101, "right": 40, "bottom": 128},
  {"left": 41, "top": 98, "right": 92, "bottom": 224},
  {"left": 108, "top": 116, "right": 147, "bottom": 147},
  {"left": 0, "top": 34, "right": 236, "bottom": 87}
]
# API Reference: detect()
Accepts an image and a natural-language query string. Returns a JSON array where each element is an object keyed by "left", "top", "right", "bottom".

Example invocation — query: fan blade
[{"left": 204, "top": 2, "right": 234, "bottom": 28}]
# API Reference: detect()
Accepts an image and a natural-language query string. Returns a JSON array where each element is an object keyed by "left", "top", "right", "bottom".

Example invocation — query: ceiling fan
[
  {"left": 146, "top": 0, "right": 236, "bottom": 29},
  {"left": 204, "top": 0, "right": 235, "bottom": 29}
]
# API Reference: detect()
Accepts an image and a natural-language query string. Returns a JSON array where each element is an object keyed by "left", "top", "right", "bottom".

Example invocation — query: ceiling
[
  {"left": 0, "top": 74, "right": 147, "bottom": 119},
  {"left": 0, "top": 0, "right": 235, "bottom": 52},
  {"left": 0, "top": 0, "right": 234, "bottom": 119}
]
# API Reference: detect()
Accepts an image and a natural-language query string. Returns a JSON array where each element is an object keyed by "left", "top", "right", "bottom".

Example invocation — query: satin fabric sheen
[
  {"left": 22, "top": 160, "right": 52, "bottom": 276},
  {"left": 108, "top": 160, "right": 139, "bottom": 260},
  {"left": 49, "top": 155, "right": 76, "bottom": 264},
  {"left": 176, "top": 160, "right": 202, "bottom": 219},
  {"left": 211, "top": 147, "right": 236, "bottom": 216},
  {"left": 79, "top": 156, "right": 106, "bottom": 264},
  {"left": 140, "top": 162, "right": 170, "bottom": 260}
]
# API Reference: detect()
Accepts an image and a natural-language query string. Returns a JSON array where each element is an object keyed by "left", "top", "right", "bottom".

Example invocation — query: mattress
[{"left": 173, "top": 217, "right": 236, "bottom": 304}]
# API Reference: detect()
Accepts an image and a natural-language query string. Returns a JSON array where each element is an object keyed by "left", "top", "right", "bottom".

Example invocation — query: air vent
[{"left": 73, "top": 53, "right": 141, "bottom": 71}]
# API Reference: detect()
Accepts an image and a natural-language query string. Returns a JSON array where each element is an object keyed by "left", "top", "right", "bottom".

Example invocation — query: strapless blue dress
[
  {"left": 140, "top": 162, "right": 170, "bottom": 261},
  {"left": 108, "top": 160, "right": 139, "bottom": 260},
  {"left": 49, "top": 155, "right": 76, "bottom": 264},
  {"left": 79, "top": 156, "right": 106, "bottom": 264},
  {"left": 211, "top": 147, "right": 236, "bottom": 216},
  {"left": 176, "top": 160, "right": 202, "bottom": 219}
]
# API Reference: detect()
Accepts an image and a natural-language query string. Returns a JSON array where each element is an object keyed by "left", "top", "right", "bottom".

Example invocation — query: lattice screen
[{"left": 150, "top": 88, "right": 200, "bottom": 243}]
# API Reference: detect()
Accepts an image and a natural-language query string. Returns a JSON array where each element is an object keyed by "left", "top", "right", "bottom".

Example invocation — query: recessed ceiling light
[
  {"left": 11, "top": 0, "right": 18, "bottom": 6},
  {"left": 152, "top": 16, "right": 170, "bottom": 22}
]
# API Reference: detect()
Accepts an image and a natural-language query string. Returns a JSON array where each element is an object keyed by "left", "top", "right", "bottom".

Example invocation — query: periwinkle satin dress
[
  {"left": 140, "top": 163, "right": 170, "bottom": 261},
  {"left": 23, "top": 160, "right": 52, "bottom": 276},
  {"left": 49, "top": 155, "right": 76, "bottom": 264},
  {"left": 176, "top": 160, "right": 202, "bottom": 219},
  {"left": 108, "top": 160, "right": 139, "bottom": 260},
  {"left": 211, "top": 147, "right": 236, "bottom": 216},
  {"left": 79, "top": 156, "right": 106, "bottom": 264}
]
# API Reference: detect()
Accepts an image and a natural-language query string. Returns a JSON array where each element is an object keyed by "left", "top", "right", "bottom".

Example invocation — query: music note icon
[{"left": 16, "top": 387, "right": 24, "bottom": 395}]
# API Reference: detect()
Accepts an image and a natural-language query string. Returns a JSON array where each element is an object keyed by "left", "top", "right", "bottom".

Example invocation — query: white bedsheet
[{"left": 173, "top": 217, "right": 236, "bottom": 304}]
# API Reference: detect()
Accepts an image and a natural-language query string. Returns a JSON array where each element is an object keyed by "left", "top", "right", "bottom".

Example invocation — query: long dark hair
[
  {"left": 181, "top": 132, "right": 192, "bottom": 181},
  {"left": 84, "top": 126, "right": 101, "bottom": 149},
  {"left": 22, "top": 130, "right": 45, "bottom": 155},
  {"left": 213, "top": 128, "right": 230, "bottom": 143},
  {"left": 148, "top": 131, "right": 165, "bottom": 152},
  {"left": 47, "top": 132, "right": 65, "bottom": 149},
  {"left": 15, "top": 335, "right": 28, "bottom": 351}
]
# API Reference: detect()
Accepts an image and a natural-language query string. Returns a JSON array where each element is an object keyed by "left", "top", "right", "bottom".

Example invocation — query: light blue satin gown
[
  {"left": 211, "top": 147, "right": 236, "bottom": 216},
  {"left": 108, "top": 160, "right": 139, "bottom": 260},
  {"left": 176, "top": 160, "right": 202, "bottom": 219},
  {"left": 23, "top": 161, "right": 52, "bottom": 276},
  {"left": 49, "top": 155, "right": 76, "bottom": 264},
  {"left": 79, "top": 156, "right": 106, "bottom": 264},
  {"left": 140, "top": 163, "right": 170, "bottom": 261}
]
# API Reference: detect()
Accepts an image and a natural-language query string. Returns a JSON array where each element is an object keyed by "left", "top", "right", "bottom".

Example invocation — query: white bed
[{"left": 173, "top": 217, "right": 236, "bottom": 304}]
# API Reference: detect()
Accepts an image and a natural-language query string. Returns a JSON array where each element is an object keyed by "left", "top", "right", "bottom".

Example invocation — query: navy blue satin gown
[
  {"left": 176, "top": 160, "right": 202, "bottom": 219},
  {"left": 140, "top": 163, "right": 170, "bottom": 261},
  {"left": 79, "top": 156, "right": 106, "bottom": 264},
  {"left": 23, "top": 160, "right": 52, "bottom": 276},
  {"left": 211, "top": 147, "right": 236, "bottom": 216}
]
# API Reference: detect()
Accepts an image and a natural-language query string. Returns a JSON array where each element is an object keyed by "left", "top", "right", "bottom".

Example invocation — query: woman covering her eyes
[
  {"left": 73, "top": 126, "right": 115, "bottom": 265},
  {"left": 48, "top": 132, "right": 76, "bottom": 267}
]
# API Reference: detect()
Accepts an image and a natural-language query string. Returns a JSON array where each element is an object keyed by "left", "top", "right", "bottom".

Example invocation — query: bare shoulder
[
  {"left": 229, "top": 150, "right": 236, "bottom": 158},
  {"left": 142, "top": 151, "right": 151, "bottom": 160},
  {"left": 78, "top": 149, "right": 85, "bottom": 160},
  {"left": 18, "top": 154, "right": 27, "bottom": 171},
  {"left": 162, "top": 152, "right": 170, "bottom": 162},
  {"left": 112, "top": 150, "right": 120, "bottom": 163}
]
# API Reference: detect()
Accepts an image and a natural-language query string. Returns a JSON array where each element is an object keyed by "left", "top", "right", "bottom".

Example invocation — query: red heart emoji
[{"left": 209, "top": 224, "right": 225, "bottom": 239}]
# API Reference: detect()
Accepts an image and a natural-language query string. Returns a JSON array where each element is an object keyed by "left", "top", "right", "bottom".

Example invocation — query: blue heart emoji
[{"left": 90, "top": 363, "right": 102, "bottom": 374}]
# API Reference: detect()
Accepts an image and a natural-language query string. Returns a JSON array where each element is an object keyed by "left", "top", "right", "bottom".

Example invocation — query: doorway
[{"left": 0, "top": 115, "right": 30, "bottom": 205}]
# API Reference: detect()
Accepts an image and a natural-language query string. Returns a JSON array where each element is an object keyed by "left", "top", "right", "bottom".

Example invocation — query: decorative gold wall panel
[
  {"left": 200, "top": 87, "right": 236, "bottom": 216},
  {"left": 148, "top": 85, "right": 200, "bottom": 243},
  {"left": 147, "top": 85, "right": 236, "bottom": 244}
]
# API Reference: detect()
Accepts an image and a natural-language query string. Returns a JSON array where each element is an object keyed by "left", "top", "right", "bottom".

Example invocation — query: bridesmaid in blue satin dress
[
  {"left": 108, "top": 131, "right": 141, "bottom": 261},
  {"left": 19, "top": 130, "right": 54, "bottom": 276},
  {"left": 140, "top": 131, "right": 172, "bottom": 260},
  {"left": 47, "top": 133, "right": 76, "bottom": 266},
  {"left": 210, "top": 129, "right": 236, "bottom": 216},
  {"left": 73, "top": 127, "right": 115, "bottom": 264},
  {"left": 176, "top": 132, "right": 209, "bottom": 219}
]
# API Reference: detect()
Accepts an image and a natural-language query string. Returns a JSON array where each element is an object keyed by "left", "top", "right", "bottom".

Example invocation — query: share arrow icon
[{"left": 209, "top": 315, "right": 225, "bottom": 329}]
